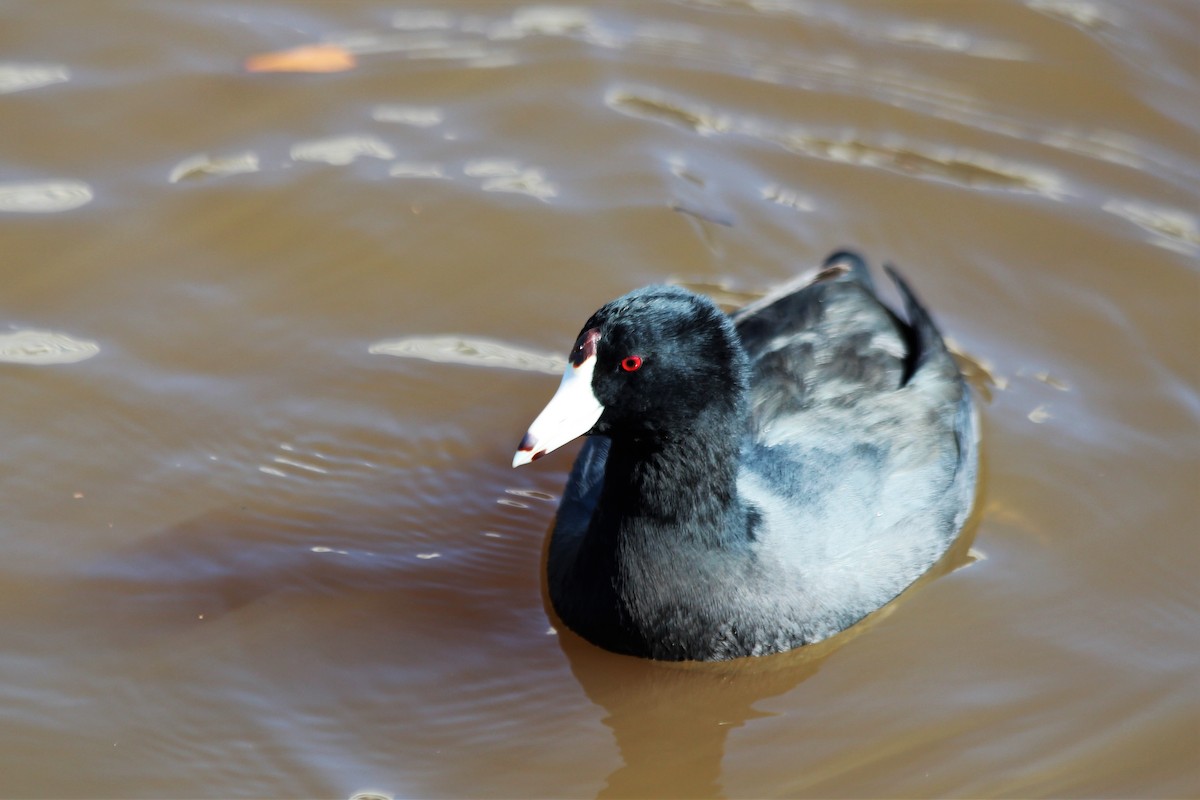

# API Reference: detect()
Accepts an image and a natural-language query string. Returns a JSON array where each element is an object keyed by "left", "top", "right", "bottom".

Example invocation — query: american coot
[{"left": 513, "top": 251, "right": 978, "bottom": 661}]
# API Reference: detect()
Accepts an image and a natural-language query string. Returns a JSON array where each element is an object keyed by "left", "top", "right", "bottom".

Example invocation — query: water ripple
[
  {"left": 0, "top": 180, "right": 93, "bottom": 213},
  {"left": 469, "top": 159, "right": 557, "bottom": 200},
  {"left": 370, "top": 105, "right": 444, "bottom": 127},
  {"left": 0, "top": 329, "right": 100, "bottom": 365},
  {"left": 1101, "top": 200, "right": 1200, "bottom": 255},
  {"left": 1027, "top": 0, "right": 1116, "bottom": 30},
  {"left": 0, "top": 62, "right": 69, "bottom": 94},
  {"left": 607, "top": 86, "right": 1065, "bottom": 196},
  {"left": 368, "top": 336, "right": 565, "bottom": 374},
  {"left": 290, "top": 135, "right": 395, "bottom": 166},
  {"left": 169, "top": 152, "right": 259, "bottom": 183}
]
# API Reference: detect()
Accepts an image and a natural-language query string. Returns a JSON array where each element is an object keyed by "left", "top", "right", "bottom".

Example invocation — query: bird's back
[{"left": 731, "top": 254, "right": 978, "bottom": 634}]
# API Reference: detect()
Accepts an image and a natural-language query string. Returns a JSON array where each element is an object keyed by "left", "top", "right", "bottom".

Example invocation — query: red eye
[{"left": 620, "top": 355, "right": 643, "bottom": 372}]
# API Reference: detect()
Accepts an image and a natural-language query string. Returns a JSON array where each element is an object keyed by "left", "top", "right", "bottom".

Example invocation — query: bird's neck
[
  {"left": 554, "top": 407, "right": 755, "bottom": 660},
  {"left": 589, "top": 417, "right": 751, "bottom": 551}
]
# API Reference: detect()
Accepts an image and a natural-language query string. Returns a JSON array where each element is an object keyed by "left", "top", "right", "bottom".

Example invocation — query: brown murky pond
[{"left": 1, "top": 2, "right": 1196, "bottom": 797}]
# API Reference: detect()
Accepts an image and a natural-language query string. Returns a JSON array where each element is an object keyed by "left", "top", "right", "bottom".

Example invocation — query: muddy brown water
[{"left": 1, "top": 2, "right": 1197, "bottom": 798}]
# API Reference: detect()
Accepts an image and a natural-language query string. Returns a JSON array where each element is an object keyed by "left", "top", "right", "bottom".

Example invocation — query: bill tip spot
[
  {"left": 512, "top": 435, "right": 546, "bottom": 467},
  {"left": 513, "top": 437, "right": 535, "bottom": 468}
]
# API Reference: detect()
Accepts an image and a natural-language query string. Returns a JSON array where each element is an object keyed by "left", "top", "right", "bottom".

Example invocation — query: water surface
[{"left": 0, "top": 1, "right": 1196, "bottom": 797}]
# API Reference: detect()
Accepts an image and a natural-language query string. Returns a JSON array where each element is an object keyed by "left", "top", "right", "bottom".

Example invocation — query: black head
[
  {"left": 581, "top": 285, "right": 749, "bottom": 439},
  {"left": 514, "top": 284, "right": 749, "bottom": 465}
]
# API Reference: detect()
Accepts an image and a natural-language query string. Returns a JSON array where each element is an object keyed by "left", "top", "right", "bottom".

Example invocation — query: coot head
[{"left": 514, "top": 285, "right": 749, "bottom": 466}]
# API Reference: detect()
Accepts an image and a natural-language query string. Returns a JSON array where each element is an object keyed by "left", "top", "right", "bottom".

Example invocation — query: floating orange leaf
[{"left": 244, "top": 43, "right": 356, "bottom": 74}]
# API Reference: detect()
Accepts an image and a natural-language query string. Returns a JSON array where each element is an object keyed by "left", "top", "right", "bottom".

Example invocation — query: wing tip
[{"left": 882, "top": 263, "right": 953, "bottom": 385}]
